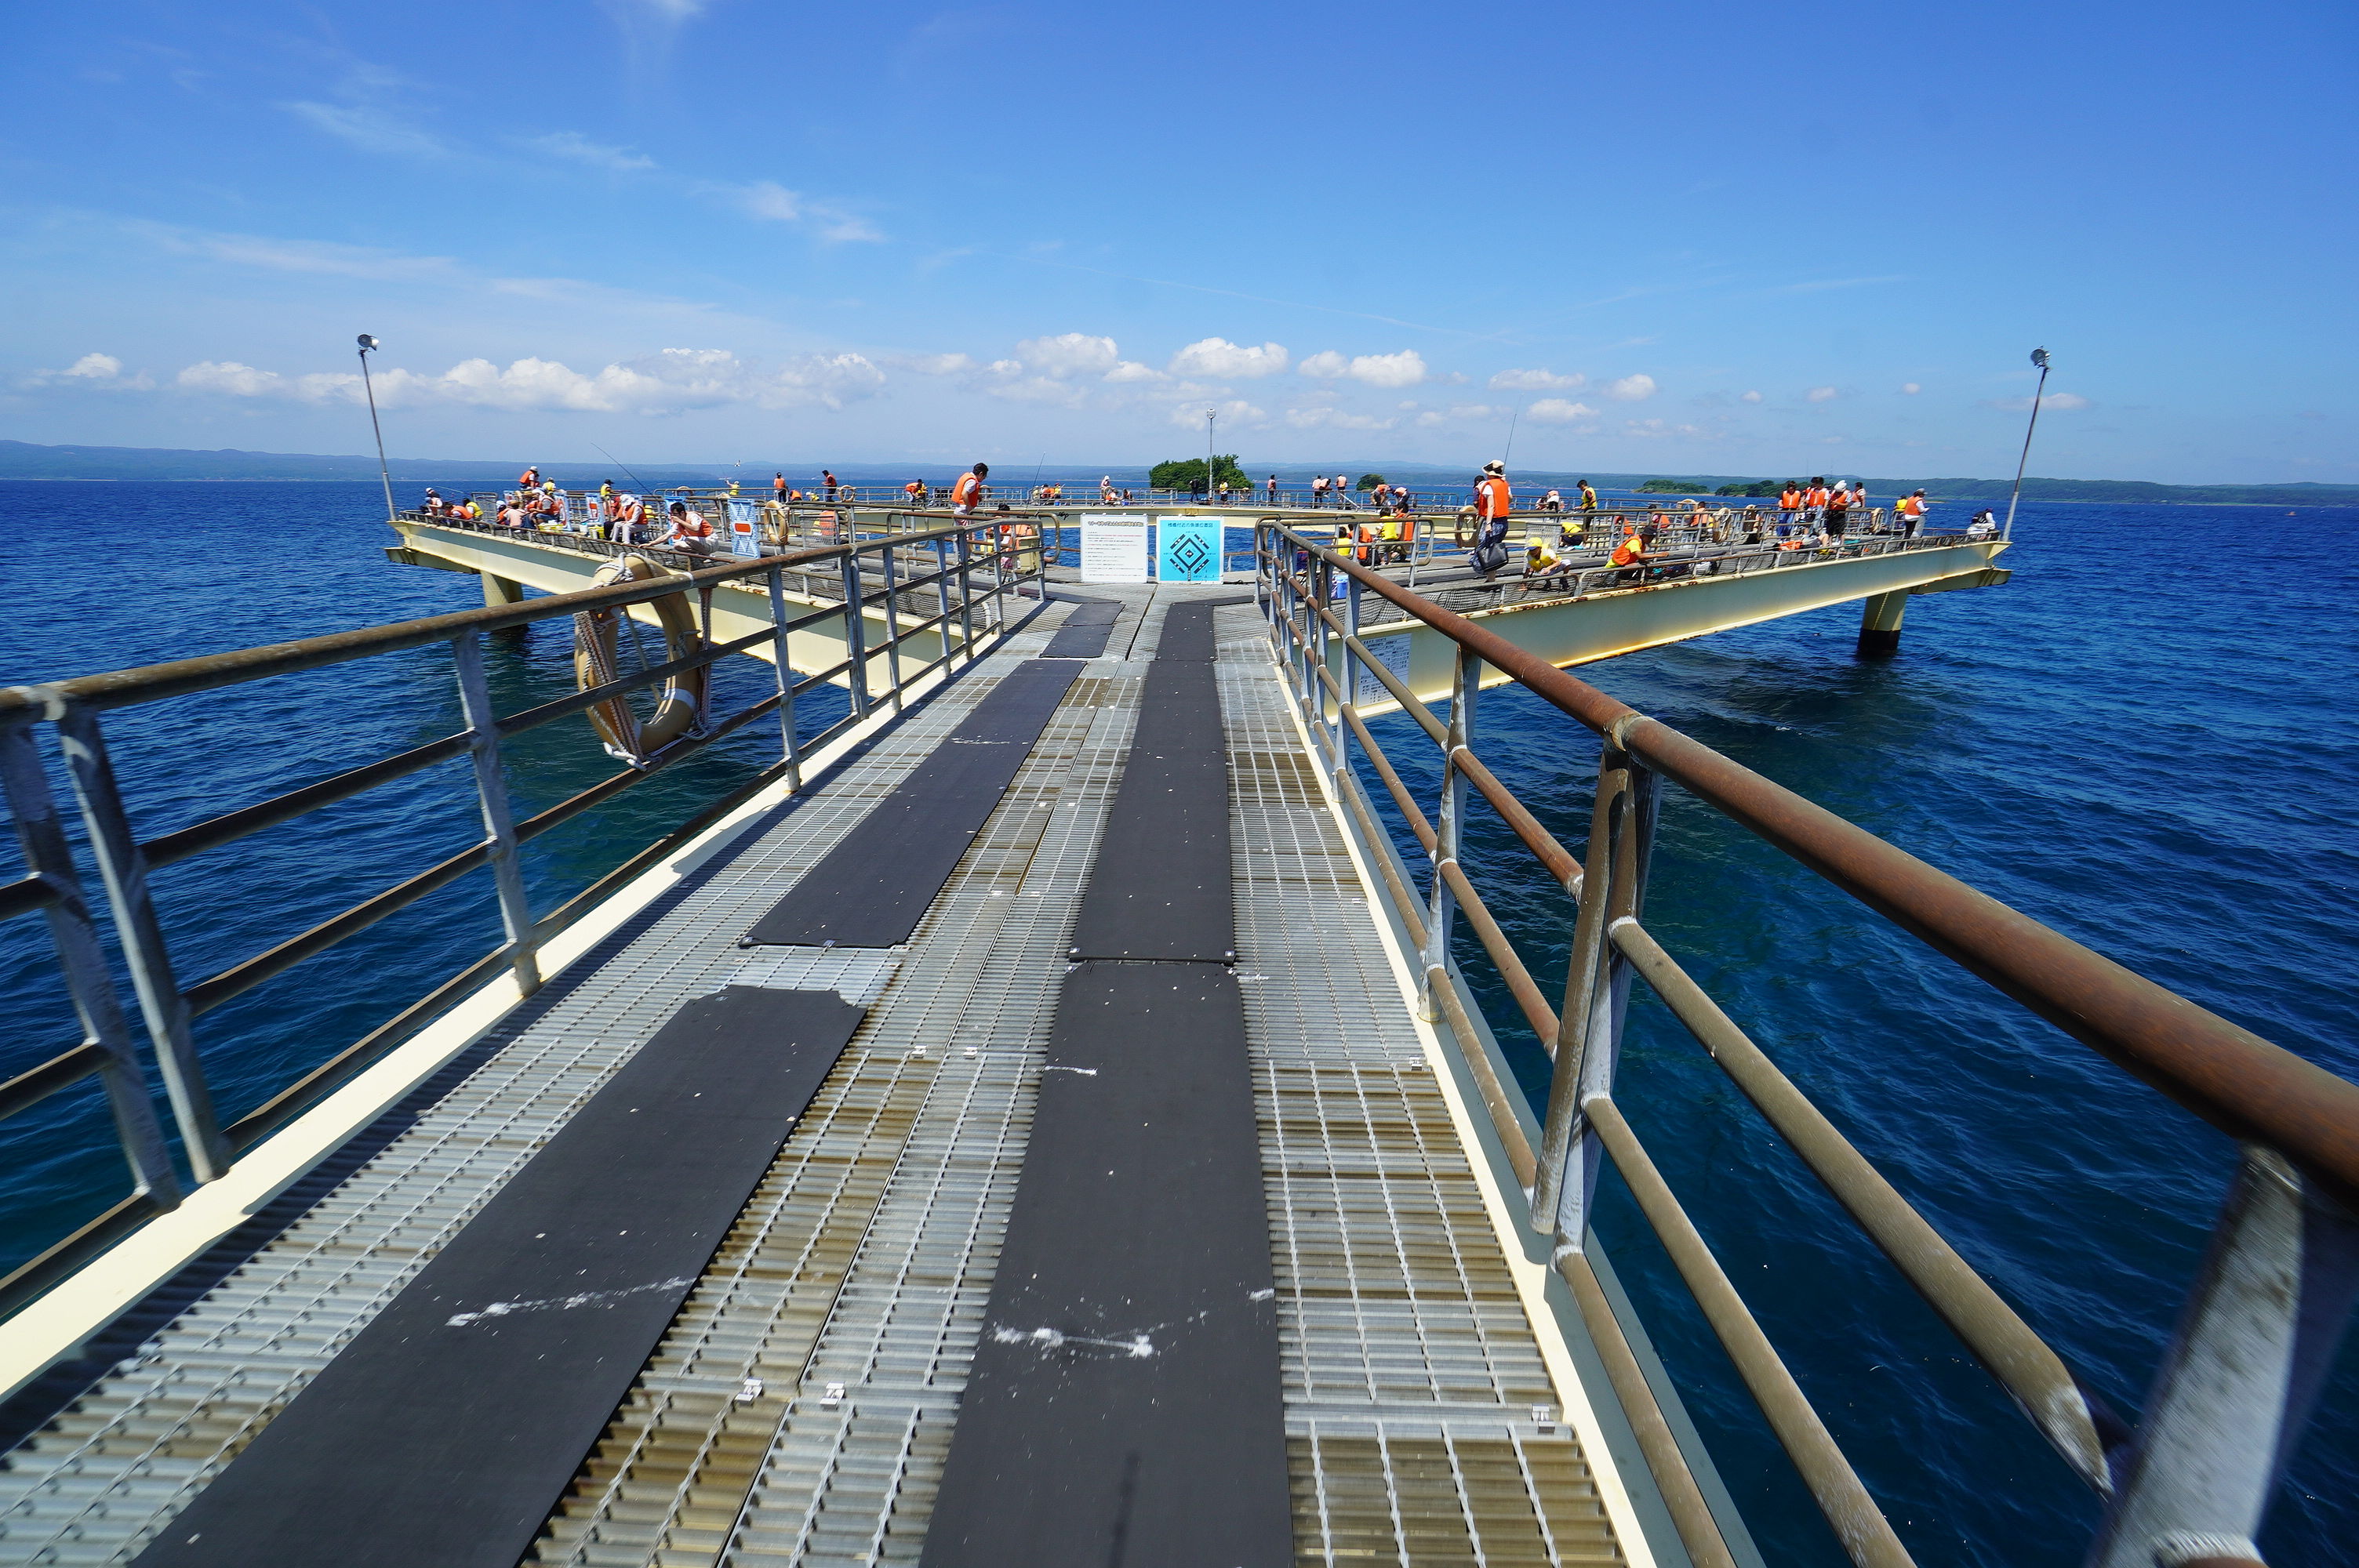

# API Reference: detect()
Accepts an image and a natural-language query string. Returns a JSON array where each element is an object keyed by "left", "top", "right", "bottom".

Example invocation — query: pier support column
[
  {"left": 1856, "top": 590, "right": 1907, "bottom": 655},
  {"left": 480, "top": 572, "right": 525, "bottom": 609}
]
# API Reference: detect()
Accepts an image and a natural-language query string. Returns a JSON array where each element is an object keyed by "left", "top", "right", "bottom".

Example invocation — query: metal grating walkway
[{"left": 0, "top": 592, "right": 1626, "bottom": 1566}]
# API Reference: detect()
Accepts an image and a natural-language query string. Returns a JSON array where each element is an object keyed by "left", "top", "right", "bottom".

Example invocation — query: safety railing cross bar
[
  {"left": 0, "top": 519, "right": 1041, "bottom": 1323},
  {"left": 1253, "top": 520, "right": 2355, "bottom": 1568}
]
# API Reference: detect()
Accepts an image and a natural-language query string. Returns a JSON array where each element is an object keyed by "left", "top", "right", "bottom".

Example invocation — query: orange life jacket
[
  {"left": 1610, "top": 535, "right": 1645, "bottom": 567},
  {"left": 1780, "top": 489, "right": 1802, "bottom": 510},
  {"left": 1806, "top": 487, "right": 1830, "bottom": 508},
  {"left": 951, "top": 473, "right": 983, "bottom": 507},
  {"left": 1476, "top": 476, "right": 1511, "bottom": 519}
]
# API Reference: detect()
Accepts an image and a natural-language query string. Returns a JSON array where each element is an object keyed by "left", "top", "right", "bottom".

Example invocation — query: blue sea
[{"left": 1, "top": 482, "right": 2354, "bottom": 1566}]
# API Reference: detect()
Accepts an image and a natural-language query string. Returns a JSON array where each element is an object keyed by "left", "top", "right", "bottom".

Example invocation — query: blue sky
[{"left": 2, "top": 0, "right": 2352, "bottom": 481}]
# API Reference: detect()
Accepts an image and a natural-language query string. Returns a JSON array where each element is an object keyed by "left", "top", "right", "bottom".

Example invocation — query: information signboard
[
  {"left": 1079, "top": 514, "right": 1149, "bottom": 583},
  {"left": 1155, "top": 517, "right": 1224, "bottom": 583},
  {"left": 727, "top": 501, "right": 761, "bottom": 558}
]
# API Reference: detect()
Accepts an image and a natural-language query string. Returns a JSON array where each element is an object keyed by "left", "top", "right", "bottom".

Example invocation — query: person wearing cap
[
  {"left": 1825, "top": 481, "right": 1852, "bottom": 538},
  {"left": 1471, "top": 461, "right": 1514, "bottom": 580},
  {"left": 1897, "top": 488, "right": 1930, "bottom": 536},
  {"left": 1609, "top": 520, "right": 1659, "bottom": 582}
]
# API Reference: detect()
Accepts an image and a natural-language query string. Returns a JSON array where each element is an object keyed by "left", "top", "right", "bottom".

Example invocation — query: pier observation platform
[{"left": 0, "top": 517, "right": 2348, "bottom": 1568}]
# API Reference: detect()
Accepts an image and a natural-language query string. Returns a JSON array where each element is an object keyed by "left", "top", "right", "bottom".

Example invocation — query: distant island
[{"left": 0, "top": 441, "right": 2354, "bottom": 507}]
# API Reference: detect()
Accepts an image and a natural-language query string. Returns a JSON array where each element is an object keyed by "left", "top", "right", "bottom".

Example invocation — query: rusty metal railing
[
  {"left": 0, "top": 521, "right": 1041, "bottom": 1319},
  {"left": 1254, "top": 520, "right": 2357, "bottom": 1568}
]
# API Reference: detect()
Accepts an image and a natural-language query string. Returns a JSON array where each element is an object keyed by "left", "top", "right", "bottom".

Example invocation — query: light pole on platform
[
  {"left": 1205, "top": 407, "right": 1217, "bottom": 505},
  {"left": 357, "top": 334, "right": 397, "bottom": 528},
  {"left": 2003, "top": 346, "right": 2050, "bottom": 542}
]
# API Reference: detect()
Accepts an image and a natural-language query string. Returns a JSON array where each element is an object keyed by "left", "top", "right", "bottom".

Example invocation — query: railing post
[
  {"left": 1532, "top": 726, "right": 1660, "bottom": 1235},
  {"left": 839, "top": 549, "right": 873, "bottom": 719},
  {"left": 951, "top": 527, "right": 976, "bottom": 661},
  {"left": 0, "top": 720, "right": 184, "bottom": 1207},
  {"left": 877, "top": 538, "right": 906, "bottom": 712},
  {"left": 765, "top": 564, "right": 802, "bottom": 791},
  {"left": 50, "top": 704, "right": 229, "bottom": 1181},
  {"left": 449, "top": 630, "right": 541, "bottom": 996},
  {"left": 1417, "top": 645, "right": 1479, "bottom": 1022},
  {"left": 1334, "top": 567, "right": 1360, "bottom": 788},
  {"left": 2091, "top": 1149, "right": 2359, "bottom": 1568},
  {"left": 932, "top": 536, "right": 954, "bottom": 673}
]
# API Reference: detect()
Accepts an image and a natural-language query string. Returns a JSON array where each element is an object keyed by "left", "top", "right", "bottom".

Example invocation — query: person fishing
[{"left": 1471, "top": 460, "right": 1514, "bottom": 580}]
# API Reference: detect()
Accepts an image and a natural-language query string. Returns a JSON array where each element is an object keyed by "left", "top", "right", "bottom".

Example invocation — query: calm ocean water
[{"left": 1, "top": 482, "right": 2354, "bottom": 1565}]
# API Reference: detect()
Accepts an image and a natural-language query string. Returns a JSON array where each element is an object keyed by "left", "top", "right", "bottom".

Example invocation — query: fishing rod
[
  {"left": 593, "top": 442, "right": 655, "bottom": 494},
  {"left": 1501, "top": 395, "right": 1527, "bottom": 466}
]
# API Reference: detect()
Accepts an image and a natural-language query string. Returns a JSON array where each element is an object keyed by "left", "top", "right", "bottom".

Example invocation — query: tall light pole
[
  {"left": 1205, "top": 406, "right": 1217, "bottom": 506},
  {"left": 2002, "top": 346, "right": 2050, "bottom": 542},
  {"left": 357, "top": 334, "right": 397, "bottom": 528}
]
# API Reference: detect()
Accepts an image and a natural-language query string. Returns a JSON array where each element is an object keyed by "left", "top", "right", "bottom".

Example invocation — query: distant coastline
[{"left": 1, "top": 440, "right": 2353, "bottom": 507}]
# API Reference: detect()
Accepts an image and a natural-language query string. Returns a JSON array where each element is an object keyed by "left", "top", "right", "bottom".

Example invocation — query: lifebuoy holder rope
[{"left": 572, "top": 554, "right": 711, "bottom": 766}]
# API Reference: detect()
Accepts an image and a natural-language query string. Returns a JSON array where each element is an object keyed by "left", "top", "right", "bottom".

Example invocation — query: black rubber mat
[
  {"left": 133, "top": 985, "right": 867, "bottom": 1568},
  {"left": 1150, "top": 597, "right": 1219, "bottom": 660},
  {"left": 1069, "top": 659, "right": 1232, "bottom": 961},
  {"left": 743, "top": 660, "right": 1078, "bottom": 947},
  {"left": 919, "top": 960, "right": 1289, "bottom": 1568},
  {"left": 1040, "top": 598, "right": 1123, "bottom": 659}
]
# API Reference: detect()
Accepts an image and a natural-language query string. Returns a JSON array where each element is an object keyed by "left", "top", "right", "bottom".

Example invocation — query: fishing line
[{"left": 594, "top": 443, "right": 656, "bottom": 495}]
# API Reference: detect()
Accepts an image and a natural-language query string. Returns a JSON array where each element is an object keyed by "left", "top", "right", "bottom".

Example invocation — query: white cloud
[
  {"left": 1490, "top": 367, "right": 1586, "bottom": 391},
  {"left": 283, "top": 101, "right": 451, "bottom": 160},
  {"left": 1805, "top": 386, "right": 1839, "bottom": 402},
  {"left": 1350, "top": 350, "right": 1425, "bottom": 388},
  {"left": 177, "top": 348, "right": 884, "bottom": 414},
  {"left": 1103, "top": 360, "right": 1162, "bottom": 383},
  {"left": 1740, "top": 390, "right": 1763, "bottom": 403},
  {"left": 126, "top": 220, "right": 462, "bottom": 283},
  {"left": 1172, "top": 399, "right": 1266, "bottom": 428},
  {"left": 1900, "top": 382, "right": 1921, "bottom": 394},
  {"left": 1605, "top": 374, "right": 1657, "bottom": 401},
  {"left": 1015, "top": 332, "right": 1119, "bottom": 378},
  {"left": 527, "top": 131, "right": 656, "bottom": 172},
  {"left": 1526, "top": 398, "right": 1599, "bottom": 423},
  {"left": 1169, "top": 337, "right": 1290, "bottom": 379},
  {"left": 1296, "top": 348, "right": 1425, "bottom": 387},
  {"left": 900, "top": 352, "right": 978, "bottom": 376},
  {"left": 1284, "top": 406, "right": 1394, "bottom": 431},
  {"left": 65, "top": 353, "right": 122, "bottom": 380}
]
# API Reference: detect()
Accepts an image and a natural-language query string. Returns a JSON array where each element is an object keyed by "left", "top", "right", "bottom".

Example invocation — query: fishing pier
[{"left": 0, "top": 514, "right": 2350, "bottom": 1567}]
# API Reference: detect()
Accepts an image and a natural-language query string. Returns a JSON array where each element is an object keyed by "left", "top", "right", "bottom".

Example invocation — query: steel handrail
[
  {"left": 0, "top": 524, "right": 990, "bottom": 718},
  {"left": 1274, "top": 524, "right": 2359, "bottom": 1214},
  {"left": 0, "top": 519, "right": 1036, "bottom": 1322}
]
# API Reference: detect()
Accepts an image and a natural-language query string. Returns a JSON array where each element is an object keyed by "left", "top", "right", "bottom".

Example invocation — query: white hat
[{"left": 1482, "top": 460, "right": 1505, "bottom": 474}]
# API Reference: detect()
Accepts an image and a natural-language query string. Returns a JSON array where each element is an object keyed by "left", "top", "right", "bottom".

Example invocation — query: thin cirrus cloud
[
  {"left": 1299, "top": 349, "right": 1426, "bottom": 388},
  {"left": 282, "top": 100, "right": 453, "bottom": 160},
  {"left": 525, "top": 131, "right": 656, "bottom": 172},
  {"left": 174, "top": 348, "right": 885, "bottom": 414},
  {"left": 698, "top": 180, "right": 884, "bottom": 242}
]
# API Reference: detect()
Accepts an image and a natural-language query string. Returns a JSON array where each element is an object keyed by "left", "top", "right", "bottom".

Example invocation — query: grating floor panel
[{"left": 0, "top": 592, "right": 1625, "bottom": 1566}]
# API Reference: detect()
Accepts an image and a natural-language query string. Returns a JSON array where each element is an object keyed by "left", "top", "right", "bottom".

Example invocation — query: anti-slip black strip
[
  {"left": 1040, "top": 599, "right": 1123, "bottom": 659},
  {"left": 134, "top": 986, "right": 867, "bottom": 1568},
  {"left": 924, "top": 591, "right": 1286, "bottom": 1567},
  {"left": 743, "top": 660, "right": 1080, "bottom": 947},
  {"left": 918, "top": 960, "right": 1289, "bottom": 1568},
  {"left": 1150, "top": 597, "right": 1219, "bottom": 661},
  {"left": 1067, "top": 661, "right": 1233, "bottom": 960}
]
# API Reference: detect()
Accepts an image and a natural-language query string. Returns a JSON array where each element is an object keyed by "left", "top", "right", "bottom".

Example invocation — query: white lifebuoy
[{"left": 572, "top": 554, "right": 710, "bottom": 764}]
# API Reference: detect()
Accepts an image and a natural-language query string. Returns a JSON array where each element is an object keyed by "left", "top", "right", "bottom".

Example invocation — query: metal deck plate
[{"left": 0, "top": 599, "right": 1624, "bottom": 1566}]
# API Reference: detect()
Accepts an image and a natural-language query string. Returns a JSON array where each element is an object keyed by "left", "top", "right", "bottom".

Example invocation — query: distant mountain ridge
[{"left": 1, "top": 440, "right": 2353, "bottom": 506}]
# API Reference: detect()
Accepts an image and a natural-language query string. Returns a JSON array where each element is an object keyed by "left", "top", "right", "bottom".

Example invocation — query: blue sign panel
[{"left": 1156, "top": 516, "right": 1223, "bottom": 583}]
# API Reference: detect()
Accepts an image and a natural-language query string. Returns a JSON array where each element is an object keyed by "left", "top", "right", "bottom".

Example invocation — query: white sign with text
[{"left": 1079, "top": 514, "right": 1149, "bottom": 584}]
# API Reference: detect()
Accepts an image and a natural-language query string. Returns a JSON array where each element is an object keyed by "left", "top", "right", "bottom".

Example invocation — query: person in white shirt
[
  {"left": 1311, "top": 474, "right": 1328, "bottom": 508},
  {"left": 1334, "top": 475, "right": 1353, "bottom": 511}
]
